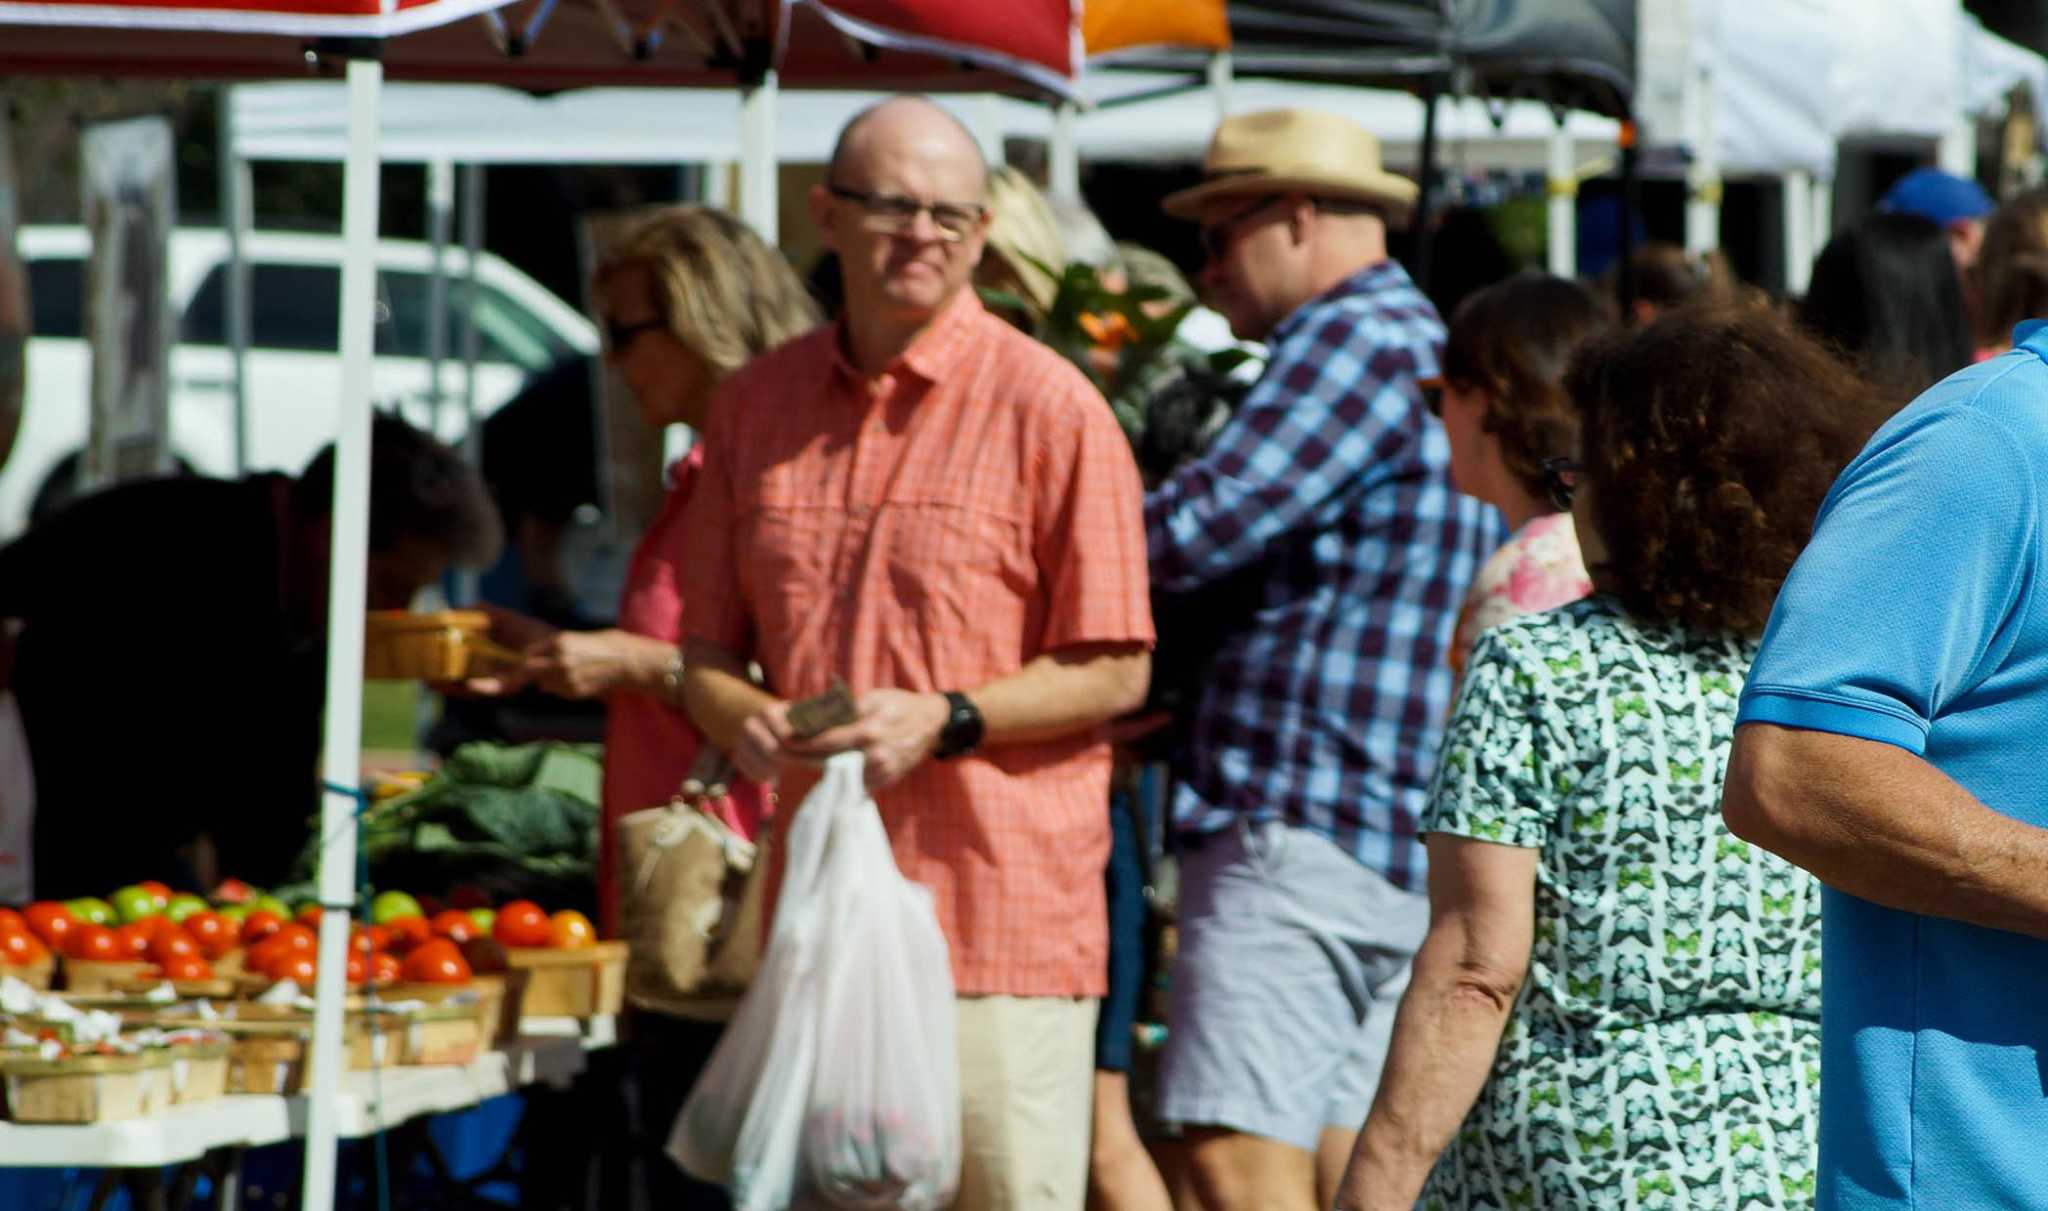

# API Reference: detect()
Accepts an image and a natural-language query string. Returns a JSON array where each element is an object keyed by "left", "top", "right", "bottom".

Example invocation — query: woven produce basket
[
  {"left": 363, "top": 610, "right": 518, "bottom": 681},
  {"left": 0, "top": 1051, "right": 175, "bottom": 1123}
]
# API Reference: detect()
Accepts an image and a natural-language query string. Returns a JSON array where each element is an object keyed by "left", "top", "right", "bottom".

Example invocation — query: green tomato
[
  {"left": 109, "top": 886, "right": 160, "bottom": 924},
  {"left": 467, "top": 907, "right": 496, "bottom": 933},
  {"left": 215, "top": 904, "right": 252, "bottom": 924},
  {"left": 248, "top": 894, "right": 291, "bottom": 920},
  {"left": 163, "top": 894, "right": 209, "bottom": 924},
  {"left": 369, "top": 890, "right": 424, "bottom": 925},
  {"left": 64, "top": 897, "right": 116, "bottom": 927}
]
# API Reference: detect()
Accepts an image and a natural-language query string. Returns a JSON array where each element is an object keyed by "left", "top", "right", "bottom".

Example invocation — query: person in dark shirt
[{"left": 0, "top": 414, "right": 500, "bottom": 898}]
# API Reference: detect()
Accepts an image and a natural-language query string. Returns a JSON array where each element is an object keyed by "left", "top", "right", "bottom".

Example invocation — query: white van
[{"left": 2, "top": 225, "right": 600, "bottom": 538}]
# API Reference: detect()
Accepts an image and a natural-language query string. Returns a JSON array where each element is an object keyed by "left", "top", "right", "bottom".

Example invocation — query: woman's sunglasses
[{"left": 1541, "top": 456, "right": 1581, "bottom": 512}]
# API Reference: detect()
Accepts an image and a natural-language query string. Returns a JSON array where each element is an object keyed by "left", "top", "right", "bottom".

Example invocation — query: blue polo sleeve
[{"left": 1738, "top": 402, "right": 2042, "bottom": 754}]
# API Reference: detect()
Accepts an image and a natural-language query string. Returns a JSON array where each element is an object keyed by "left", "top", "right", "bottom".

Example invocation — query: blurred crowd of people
[{"left": 8, "top": 85, "right": 2048, "bottom": 1211}]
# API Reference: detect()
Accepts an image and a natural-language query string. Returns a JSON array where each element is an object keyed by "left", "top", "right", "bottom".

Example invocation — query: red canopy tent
[{"left": 0, "top": 2, "right": 1080, "bottom": 1205}]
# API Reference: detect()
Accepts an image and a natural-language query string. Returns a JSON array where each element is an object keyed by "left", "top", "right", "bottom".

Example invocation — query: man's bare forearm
[
  {"left": 1724, "top": 723, "right": 2048, "bottom": 939},
  {"left": 681, "top": 638, "right": 778, "bottom": 751},
  {"left": 968, "top": 642, "right": 1150, "bottom": 746}
]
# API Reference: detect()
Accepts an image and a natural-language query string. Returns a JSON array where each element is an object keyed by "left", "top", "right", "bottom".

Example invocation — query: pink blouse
[{"left": 1450, "top": 512, "right": 1593, "bottom": 679}]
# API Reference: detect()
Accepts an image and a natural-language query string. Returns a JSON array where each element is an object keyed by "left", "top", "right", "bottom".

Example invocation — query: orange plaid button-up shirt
[{"left": 679, "top": 288, "right": 1154, "bottom": 997}]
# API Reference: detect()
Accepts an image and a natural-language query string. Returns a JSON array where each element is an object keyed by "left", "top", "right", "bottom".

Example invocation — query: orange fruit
[
  {"left": 491, "top": 901, "right": 551, "bottom": 949},
  {"left": 401, "top": 939, "right": 471, "bottom": 984},
  {"left": 113, "top": 922, "right": 154, "bottom": 960},
  {"left": 0, "top": 928, "right": 48, "bottom": 966},
  {"left": 241, "top": 910, "right": 285, "bottom": 946},
  {"left": 547, "top": 910, "right": 596, "bottom": 950},
  {"left": 148, "top": 926, "right": 199, "bottom": 965},
  {"left": 429, "top": 910, "right": 479, "bottom": 944},
  {"left": 22, "top": 903, "right": 76, "bottom": 950},
  {"left": 183, "top": 912, "right": 235, "bottom": 959},
  {"left": 65, "top": 924, "right": 120, "bottom": 962},
  {"left": 160, "top": 954, "right": 213, "bottom": 981},
  {"left": 369, "top": 952, "right": 402, "bottom": 985},
  {"left": 383, "top": 915, "right": 431, "bottom": 953}
]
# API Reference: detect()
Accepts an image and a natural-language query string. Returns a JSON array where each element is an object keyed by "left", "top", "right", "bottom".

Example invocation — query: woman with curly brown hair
[
  {"left": 1333, "top": 307, "right": 1892, "bottom": 1211},
  {"left": 1434, "top": 272, "right": 1608, "bottom": 677},
  {"left": 1971, "top": 186, "right": 2048, "bottom": 359}
]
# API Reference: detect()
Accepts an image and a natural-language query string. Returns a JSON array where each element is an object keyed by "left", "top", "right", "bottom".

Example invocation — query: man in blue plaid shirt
[{"left": 1145, "top": 109, "right": 1502, "bottom": 1208}]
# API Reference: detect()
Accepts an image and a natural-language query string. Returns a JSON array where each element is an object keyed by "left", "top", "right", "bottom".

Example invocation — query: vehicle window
[
  {"left": 27, "top": 257, "right": 84, "bottom": 337},
  {"left": 183, "top": 263, "right": 343, "bottom": 352},
  {"left": 382, "top": 270, "right": 575, "bottom": 372}
]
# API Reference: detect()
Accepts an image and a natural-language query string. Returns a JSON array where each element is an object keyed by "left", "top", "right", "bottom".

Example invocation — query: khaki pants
[{"left": 953, "top": 994, "right": 1099, "bottom": 1211}]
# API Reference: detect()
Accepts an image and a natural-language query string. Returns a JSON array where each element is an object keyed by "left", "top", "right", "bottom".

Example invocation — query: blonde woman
[{"left": 466, "top": 203, "right": 818, "bottom": 1210}]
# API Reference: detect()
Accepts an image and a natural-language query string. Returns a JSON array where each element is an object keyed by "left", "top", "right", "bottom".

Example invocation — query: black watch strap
[{"left": 933, "top": 690, "right": 985, "bottom": 760}]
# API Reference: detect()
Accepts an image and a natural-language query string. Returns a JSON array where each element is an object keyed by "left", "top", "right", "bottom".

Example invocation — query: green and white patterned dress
[{"left": 1420, "top": 596, "right": 1821, "bottom": 1210}]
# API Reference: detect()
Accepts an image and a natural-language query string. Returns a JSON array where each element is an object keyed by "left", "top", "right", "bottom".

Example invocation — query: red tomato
[
  {"left": 273, "top": 924, "right": 317, "bottom": 954},
  {"left": 382, "top": 915, "right": 432, "bottom": 953},
  {"left": 401, "top": 940, "right": 472, "bottom": 984},
  {"left": 0, "top": 928, "right": 48, "bottom": 966},
  {"left": 273, "top": 953, "right": 318, "bottom": 986},
  {"left": 348, "top": 928, "right": 376, "bottom": 957},
  {"left": 136, "top": 881, "right": 172, "bottom": 905},
  {"left": 547, "top": 910, "right": 597, "bottom": 950},
  {"left": 369, "top": 952, "right": 402, "bottom": 985},
  {"left": 65, "top": 924, "right": 120, "bottom": 962},
  {"left": 183, "top": 912, "right": 235, "bottom": 959},
  {"left": 240, "top": 911, "right": 286, "bottom": 945},
  {"left": 160, "top": 954, "right": 213, "bottom": 982},
  {"left": 0, "top": 908, "right": 25, "bottom": 934},
  {"left": 366, "top": 925, "right": 393, "bottom": 953},
  {"left": 148, "top": 926, "right": 199, "bottom": 965},
  {"left": 295, "top": 905, "right": 323, "bottom": 927},
  {"left": 345, "top": 952, "right": 368, "bottom": 984},
  {"left": 491, "top": 901, "right": 551, "bottom": 948},
  {"left": 113, "top": 922, "right": 154, "bottom": 960},
  {"left": 247, "top": 936, "right": 293, "bottom": 978},
  {"left": 429, "top": 910, "right": 478, "bottom": 944},
  {"left": 22, "top": 903, "right": 76, "bottom": 950}
]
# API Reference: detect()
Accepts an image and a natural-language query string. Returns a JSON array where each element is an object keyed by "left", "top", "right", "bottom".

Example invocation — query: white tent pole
[
  {"left": 425, "top": 156, "right": 454, "bottom": 427},
  {"left": 302, "top": 52, "right": 380, "bottom": 1211},
  {"left": 971, "top": 94, "right": 1006, "bottom": 168},
  {"left": 454, "top": 161, "right": 484, "bottom": 606},
  {"left": 1811, "top": 175, "right": 1834, "bottom": 247},
  {"left": 219, "top": 95, "right": 253, "bottom": 477},
  {"left": 1207, "top": 51, "right": 1234, "bottom": 119},
  {"left": 739, "top": 70, "right": 780, "bottom": 240},
  {"left": 1783, "top": 169, "right": 1815, "bottom": 296},
  {"left": 1050, "top": 101, "right": 1080, "bottom": 205},
  {"left": 1546, "top": 124, "right": 1577, "bottom": 277},
  {"left": 458, "top": 162, "right": 483, "bottom": 465},
  {"left": 1939, "top": 120, "right": 1978, "bottom": 179},
  {"left": 1684, "top": 58, "right": 1720, "bottom": 257}
]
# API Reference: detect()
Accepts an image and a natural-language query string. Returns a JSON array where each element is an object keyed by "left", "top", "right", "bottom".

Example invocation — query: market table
[{"left": 0, "top": 1019, "right": 616, "bottom": 1208}]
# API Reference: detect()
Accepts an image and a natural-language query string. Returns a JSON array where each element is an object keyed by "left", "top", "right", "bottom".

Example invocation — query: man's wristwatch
[{"left": 932, "top": 690, "right": 984, "bottom": 760}]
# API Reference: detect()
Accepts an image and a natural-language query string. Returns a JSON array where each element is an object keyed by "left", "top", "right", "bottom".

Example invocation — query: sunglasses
[
  {"left": 1541, "top": 456, "right": 1581, "bottom": 512},
  {"left": 606, "top": 316, "right": 666, "bottom": 352},
  {"left": 826, "top": 183, "right": 986, "bottom": 242},
  {"left": 1198, "top": 194, "right": 1287, "bottom": 263},
  {"left": 1419, "top": 380, "right": 1445, "bottom": 416}
]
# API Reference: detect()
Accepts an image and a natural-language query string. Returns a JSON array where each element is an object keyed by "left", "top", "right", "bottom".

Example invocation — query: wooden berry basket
[
  {"left": 111, "top": 974, "right": 239, "bottom": 1001},
  {"left": 165, "top": 1019, "right": 375, "bottom": 1094},
  {"left": 505, "top": 943, "right": 626, "bottom": 1019},
  {"left": 2, "top": 956, "right": 56, "bottom": 991},
  {"left": 165, "top": 1039, "right": 231, "bottom": 1106},
  {"left": 0, "top": 1051, "right": 175, "bottom": 1123},
  {"left": 363, "top": 610, "right": 518, "bottom": 681},
  {"left": 61, "top": 958, "right": 156, "bottom": 994},
  {"left": 376, "top": 975, "right": 520, "bottom": 1049}
]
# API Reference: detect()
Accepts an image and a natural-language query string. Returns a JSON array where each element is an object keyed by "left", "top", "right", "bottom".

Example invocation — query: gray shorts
[{"left": 1157, "top": 819, "right": 1430, "bottom": 1152}]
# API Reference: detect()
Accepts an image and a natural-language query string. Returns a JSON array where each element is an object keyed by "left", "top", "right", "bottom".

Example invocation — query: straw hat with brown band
[{"left": 1162, "top": 108, "right": 1420, "bottom": 227}]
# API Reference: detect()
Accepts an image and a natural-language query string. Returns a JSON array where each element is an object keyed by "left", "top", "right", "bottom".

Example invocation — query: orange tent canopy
[{"left": 1084, "top": 0, "right": 1229, "bottom": 60}]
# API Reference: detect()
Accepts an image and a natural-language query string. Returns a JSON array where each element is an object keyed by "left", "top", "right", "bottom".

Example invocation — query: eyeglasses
[
  {"left": 825, "top": 183, "right": 986, "bottom": 242},
  {"left": 1198, "top": 194, "right": 1287, "bottom": 263},
  {"left": 1541, "top": 456, "right": 1581, "bottom": 512},
  {"left": 606, "top": 316, "right": 666, "bottom": 352},
  {"left": 1419, "top": 380, "right": 1445, "bottom": 416}
]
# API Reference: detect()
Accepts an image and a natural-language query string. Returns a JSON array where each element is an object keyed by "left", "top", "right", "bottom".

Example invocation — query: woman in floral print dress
[{"left": 1332, "top": 307, "right": 1901, "bottom": 1210}]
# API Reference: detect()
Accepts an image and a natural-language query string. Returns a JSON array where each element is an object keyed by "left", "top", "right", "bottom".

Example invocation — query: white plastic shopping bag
[{"left": 670, "top": 751, "right": 961, "bottom": 1211}]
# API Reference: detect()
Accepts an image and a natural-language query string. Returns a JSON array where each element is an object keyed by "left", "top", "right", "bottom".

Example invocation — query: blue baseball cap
[{"left": 1879, "top": 167, "right": 1994, "bottom": 228}]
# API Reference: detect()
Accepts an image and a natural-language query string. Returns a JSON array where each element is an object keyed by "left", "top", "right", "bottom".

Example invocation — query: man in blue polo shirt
[{"left": 1723, "top": 319, "right": 2048, "bottom": 1209}]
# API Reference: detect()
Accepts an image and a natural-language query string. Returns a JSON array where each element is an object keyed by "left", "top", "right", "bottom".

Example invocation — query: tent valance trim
[
  {"left": 0, "top": 0, "right": 511, "bottom": 36},
  {"left": 786, "top": 0, "right": 1078, "bottom": 102}
]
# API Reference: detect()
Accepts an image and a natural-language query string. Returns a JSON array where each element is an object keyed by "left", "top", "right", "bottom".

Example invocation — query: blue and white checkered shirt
[{"left": 1145, "top": 260, "right": 1502, "bottom": 891}]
